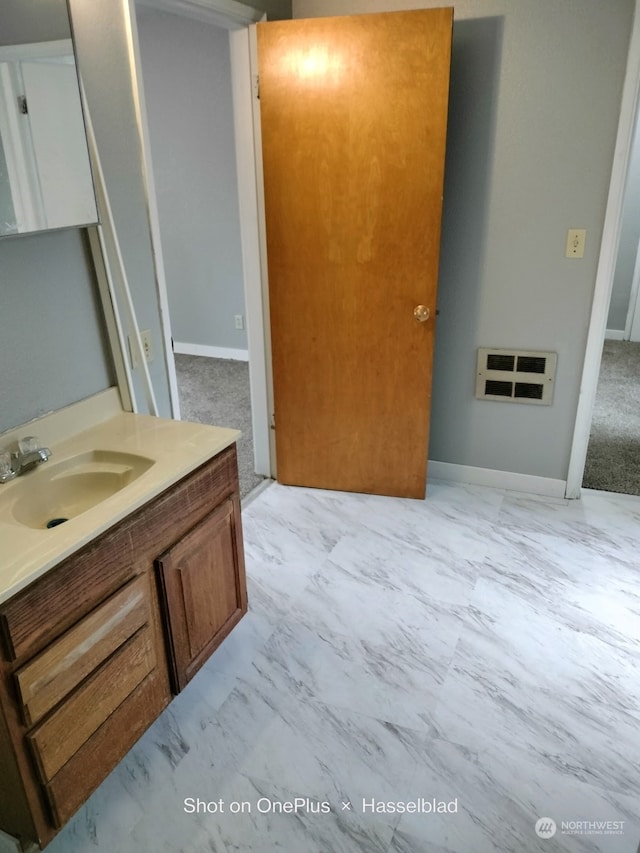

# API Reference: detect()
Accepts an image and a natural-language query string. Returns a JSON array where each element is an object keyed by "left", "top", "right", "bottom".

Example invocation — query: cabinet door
[{"left": 156, "top": 498, "right": 247, "bottom": 691}]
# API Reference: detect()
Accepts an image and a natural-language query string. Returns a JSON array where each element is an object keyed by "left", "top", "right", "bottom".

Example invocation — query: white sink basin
[{"left": 5, "top": 450, "right": 154, "bottom": 529}]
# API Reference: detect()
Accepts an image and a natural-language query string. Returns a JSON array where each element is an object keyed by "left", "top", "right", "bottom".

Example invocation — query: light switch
[{"left": 566, "top": 228, "right": 586, "bottom": 258}]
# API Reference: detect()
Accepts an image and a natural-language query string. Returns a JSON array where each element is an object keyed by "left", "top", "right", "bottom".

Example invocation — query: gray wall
[
  {"left": 245, "top": 0, "right": 291, "bottom": 20},
  {"left": 608, "top": 113, "right": 640, "bottom": 332},
  {"left": 136, "top": 7, "right": 248, "bottom": 352},
  {"left": 1, "top": 0, "right": 176, "bottom": 435},
  {"left": 0, "top": 0, "right": 115, "bottom": 434},
  {"left": 0, "top": 138, "right": 15, "bottom": 234},
  {"left": 0, "top": 0, "right": 70, "bottom": 44},
  {"left": 294, "top": 0, "right": 633, "bottom": 481},
  {"left": 0, "top": 0, "right": 292, "bottom": 438},
  {"left": 0, "top": 230, "right": 113, "bottom": 432},
  {"left": 69, "top": 0, "right": 173, "bottom": 416}
]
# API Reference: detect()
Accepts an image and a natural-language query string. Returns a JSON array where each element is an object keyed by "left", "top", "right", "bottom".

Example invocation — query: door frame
[
  {"left": 624, "top": 234, "right": 640, "bottom": 340},
  {"left": 230, "top": 24, "right": 275, "bottom": 477},
  {"left": 565, "top": 0, "right": 640, "bottom": 498},
  {"left": 121, "top": 0, "right": 272, "bottom": 476}
]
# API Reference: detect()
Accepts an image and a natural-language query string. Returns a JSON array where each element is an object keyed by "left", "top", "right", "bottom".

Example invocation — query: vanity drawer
[
  {"left": 14, "top": 576, "right": 150, "bottom": 727},
  {"left": 27, "top": 625, "right": 155, "bottom": 784}
]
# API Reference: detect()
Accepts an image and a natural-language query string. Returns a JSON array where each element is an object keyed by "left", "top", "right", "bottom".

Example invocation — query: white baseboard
[
  {"left": 428, "top": 460, "right": 567, "bottom": 498},
  {"left": 173, "top": 342, "right": 249, "bottom": 361},
  {"left": 605, "top": 328, "right": 625, "bottom": 340}
]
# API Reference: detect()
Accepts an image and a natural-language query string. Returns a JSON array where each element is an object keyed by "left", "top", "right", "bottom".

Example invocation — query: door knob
[{"left": 413, "top": 305, "right": 430, "bottom": 322}]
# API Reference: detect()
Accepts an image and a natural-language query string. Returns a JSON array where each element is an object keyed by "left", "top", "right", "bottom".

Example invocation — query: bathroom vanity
[{"left": 0, "top": 391, "right": 247, "bottom": 849}]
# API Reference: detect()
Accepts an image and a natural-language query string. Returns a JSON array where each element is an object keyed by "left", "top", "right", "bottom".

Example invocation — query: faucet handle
[
  {"left": 0, "top": 451, "right": 13, "bottom": 480},
  {"left": 18, "top": 436, "right": 41, "bottom": 455}
]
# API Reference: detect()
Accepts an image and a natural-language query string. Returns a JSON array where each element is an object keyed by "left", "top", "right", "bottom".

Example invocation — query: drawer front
[
  {"left": 15, "top": 576, "right": 150, "bottom": 727},
  {"left": 27, "top": 626, "right": 155, "bottom": 783}
]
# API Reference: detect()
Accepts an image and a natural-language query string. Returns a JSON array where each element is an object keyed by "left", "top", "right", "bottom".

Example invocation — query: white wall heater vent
[{"left": 476, "top": 348, "right": 557, "bottom": 405}]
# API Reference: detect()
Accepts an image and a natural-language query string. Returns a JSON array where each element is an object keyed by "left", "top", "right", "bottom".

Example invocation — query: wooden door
[{"left": 257, "top": 9, "right": 452, "bottom": 498}]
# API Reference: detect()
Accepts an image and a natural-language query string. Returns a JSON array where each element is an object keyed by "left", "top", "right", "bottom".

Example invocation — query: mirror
[{"left": 0, "top": 0, "right": 98, "bottom": 237}]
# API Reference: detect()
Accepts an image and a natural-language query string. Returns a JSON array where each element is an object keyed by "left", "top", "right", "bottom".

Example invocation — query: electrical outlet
[
  {"left": 566, "top": 228, "right": 586, "bottom": 258},
  {"left": 128, "top": 330, "right": 153, "bottom": 367},
  {"left": 234, "top": 314, "right": 244, "bottom": 330},
  {"left": 141, "top": 330, "right": 153, "bottom": 362}
]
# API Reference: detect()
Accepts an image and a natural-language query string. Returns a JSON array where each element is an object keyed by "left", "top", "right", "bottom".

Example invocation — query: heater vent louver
[
  {"left": 476, "top": 348, "right": 557, "bottom": 405},
  {"left": 487, "top": 354, "right": 515, "bottom": 372},
  {"left": 485, "top": 380, "right": 513, "bottom": 397}
]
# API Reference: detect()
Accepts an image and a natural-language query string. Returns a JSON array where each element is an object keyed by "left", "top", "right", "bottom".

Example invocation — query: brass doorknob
[{"left": 413, "top": 305, "right": 430, "bottom": 322}]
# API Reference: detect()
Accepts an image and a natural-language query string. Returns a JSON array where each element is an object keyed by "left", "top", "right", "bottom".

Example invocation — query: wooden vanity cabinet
[{"left": 0, "top": 444, "right": 246, "bottom": 850}]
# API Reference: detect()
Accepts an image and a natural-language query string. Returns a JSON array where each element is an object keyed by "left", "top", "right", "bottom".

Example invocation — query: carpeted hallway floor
[
  {"left": 174, "top": 355, "right": 265, "bottom": 499},
  {"left": 582, "top": 339, "right": 640, "bottom": 495}
]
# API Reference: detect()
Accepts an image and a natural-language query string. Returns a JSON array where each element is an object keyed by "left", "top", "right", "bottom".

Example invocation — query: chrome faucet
[{"left": 0, "top": 436, "right": 51, "bottom": 483}]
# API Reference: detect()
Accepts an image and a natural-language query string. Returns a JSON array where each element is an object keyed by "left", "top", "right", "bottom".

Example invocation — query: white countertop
[{"left": 0, "top": 391, "right": 239, "bottom": 605}]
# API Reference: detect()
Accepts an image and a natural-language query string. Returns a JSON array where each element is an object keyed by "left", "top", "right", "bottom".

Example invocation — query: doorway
[
  {"left": 582, "top": 108, "right": 640, "bottom": 496},
  {"left": 582, "top": 339, "right": 640, "bottom": 494},
  {"left": 566, "top": 1, "right": 640, "bottom": 499},
  {"left": 580, "top": 41, "right": 640, "bottom": 497},
  {"left": 133, "top": 2, "right": 264, "bottom": 498}
]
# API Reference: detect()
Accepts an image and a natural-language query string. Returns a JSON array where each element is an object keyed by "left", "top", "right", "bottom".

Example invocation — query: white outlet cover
[{"left": 566, "top": 228, "right": 586, "bottom": 258}]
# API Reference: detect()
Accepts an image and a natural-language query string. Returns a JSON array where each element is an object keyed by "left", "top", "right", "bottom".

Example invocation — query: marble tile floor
[{"left": 43, "top": 479, "right": 640, "bottom": 853}]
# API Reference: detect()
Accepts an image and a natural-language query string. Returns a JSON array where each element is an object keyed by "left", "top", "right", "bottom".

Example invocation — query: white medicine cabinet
[{"left": 0, "top": 1, "right": 98, "bottom": 237}]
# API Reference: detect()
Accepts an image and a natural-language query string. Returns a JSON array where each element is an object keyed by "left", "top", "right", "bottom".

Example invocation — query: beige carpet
[
  {"left": 174, "top": 355, "right": 264, "bottom": 499},
  {"left": 582, "top": 340, "right": 640, "bottom": 495}
]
